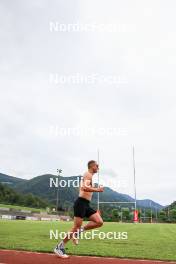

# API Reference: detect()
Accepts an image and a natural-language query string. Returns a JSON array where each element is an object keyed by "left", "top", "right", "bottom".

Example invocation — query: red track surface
[{"left": 0, "top": 250, "right": 176, "bottom": 264}]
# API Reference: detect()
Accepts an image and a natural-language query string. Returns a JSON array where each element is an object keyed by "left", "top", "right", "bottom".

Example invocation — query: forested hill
[
  {"left": 0, "top": 182, "right": 48, "bottom": 208},
  {"left": 0, "top": 173, "right": 164, "bottom": 210}
]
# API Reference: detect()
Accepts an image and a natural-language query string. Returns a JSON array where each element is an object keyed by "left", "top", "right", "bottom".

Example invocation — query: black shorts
[{"left": 73, "top": 197, "right": 97, "bottom": 218}]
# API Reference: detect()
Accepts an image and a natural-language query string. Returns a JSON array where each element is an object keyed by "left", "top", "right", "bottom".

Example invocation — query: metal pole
[
  {"left": 133, "top": 146, "right": 137, "bottom": 212},
  {"left": 56, "top": 169, "right": 62, "bottom": 213},
  {"left": 56, "top": 187, "right": 59, "bottom": 212},
  {"left": 97, "top": 149, "right": 100, "bottom": 211}
]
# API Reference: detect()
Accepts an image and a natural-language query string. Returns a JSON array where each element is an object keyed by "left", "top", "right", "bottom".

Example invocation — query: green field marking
[{"left": 0, "top": 221, "right": 175, "bottom": 261}]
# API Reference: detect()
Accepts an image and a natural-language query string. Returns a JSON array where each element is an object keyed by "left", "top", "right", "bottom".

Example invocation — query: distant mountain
[
  {"left": 0, "top": 173, "right": 164, "bottom": 210},
  {"left": 13, "top": 174, "right": 135, "bottom": 207},
  {"left": 14, "top": 174, "right": 79, "bottom": 208},
  {"left": 0, "top": 173, "right": 26, "bottom": 187},
  {"left": 136, "top": 199, "right": 163, "bottom": 209},
  {"left": 94, "top": 188, "right": 163, "bottom": 209}
]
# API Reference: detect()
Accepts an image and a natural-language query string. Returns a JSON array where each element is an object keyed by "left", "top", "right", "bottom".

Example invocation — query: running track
[{"left": 0, "top": 250, "right": 176, "bottom": 264}]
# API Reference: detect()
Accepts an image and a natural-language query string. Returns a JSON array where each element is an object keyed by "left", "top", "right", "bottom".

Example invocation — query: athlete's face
[{"left": 92, "top": 163, "right": 99, "bottom": 173}]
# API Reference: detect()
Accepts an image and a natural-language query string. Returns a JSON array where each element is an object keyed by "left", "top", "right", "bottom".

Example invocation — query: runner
[{"left": 54, "top": 160, "right": 104, "bottom": 258}]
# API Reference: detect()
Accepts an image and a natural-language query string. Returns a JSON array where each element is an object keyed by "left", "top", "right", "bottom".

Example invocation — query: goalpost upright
[
  {"left": 97, "top": 147, "right": 138, "bottom": 222},
  {"left": 97, "top": 149, "right": 100, "bottom": 211},
  {"left": 133, "top": 146, "right": 137, "bottom": 212}
]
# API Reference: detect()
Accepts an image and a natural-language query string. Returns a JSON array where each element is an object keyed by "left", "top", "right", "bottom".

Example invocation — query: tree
[
  {"left": 170, "top": 209, "right": 176, "bottom": 222},
  {"left": 122, "top": 208, "right": 130, "bottom": 220},
  {"left": 112, "top": 208, "right": 120, "bottom": 221},
  {"left": 158, "top": 210, "right": 167, "bottom": 222}
]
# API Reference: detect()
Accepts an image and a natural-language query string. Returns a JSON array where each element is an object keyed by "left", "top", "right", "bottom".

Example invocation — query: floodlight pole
[
  {"left": 56, "top": 169, "right": 62, "bottom": 213},
  {"left": 150, "top": 200, "right": 153, "bottom": 223},
  {"left": 133, "top": 146, "right": 137, "bottom": 212}
]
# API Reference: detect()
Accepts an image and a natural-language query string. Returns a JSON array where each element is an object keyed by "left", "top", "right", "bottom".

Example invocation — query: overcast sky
[{"left": 0, "top": 0, "right": 176, "bottom": 205}]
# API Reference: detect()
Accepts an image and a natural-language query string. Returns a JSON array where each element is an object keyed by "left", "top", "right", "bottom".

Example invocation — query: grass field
[{"left": 0, "top": 220, "right": 175, "bottom": 261}]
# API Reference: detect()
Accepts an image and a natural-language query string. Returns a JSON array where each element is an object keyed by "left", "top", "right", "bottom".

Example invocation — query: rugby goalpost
[{"left": 97, "top": 147, "right": 137, "bottom": 222}]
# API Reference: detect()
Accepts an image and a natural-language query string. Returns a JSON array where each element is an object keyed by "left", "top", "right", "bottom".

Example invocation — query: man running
[{"left": 54, "top": 160, "right": 104, "bottom": 258}]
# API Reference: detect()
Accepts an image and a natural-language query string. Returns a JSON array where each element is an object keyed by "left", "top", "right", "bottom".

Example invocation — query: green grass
[
  {"left": 0, "top": 203, "right": 46, "bottom": 212},
  {"left": 0, "top": 220, "right": 176, "bottom": 261}
]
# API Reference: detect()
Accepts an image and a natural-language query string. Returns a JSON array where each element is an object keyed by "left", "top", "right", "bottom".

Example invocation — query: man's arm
[{"left": 81, "top": 173, "right": 104, "bottom": 193}]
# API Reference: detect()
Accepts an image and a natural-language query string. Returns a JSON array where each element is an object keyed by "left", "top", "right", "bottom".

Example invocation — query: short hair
[{"left": 87, "top": 160, "right": 96, "bottom": 169}]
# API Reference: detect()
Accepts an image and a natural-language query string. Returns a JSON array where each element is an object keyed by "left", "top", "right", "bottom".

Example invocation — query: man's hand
[{"left": 97, "top": 185, "right": 104, "bottom": 192}]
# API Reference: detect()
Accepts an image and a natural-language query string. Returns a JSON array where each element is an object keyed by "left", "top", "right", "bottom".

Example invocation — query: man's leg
[
  {"left": 54, "top": 217, "right": 83, "bottom": 258},
  {"left": 83, "top": 212, "right": 103, "bottom": 231},
  {"left": 63, "top": 216, "right": 83, "bottom": 244}
]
